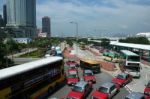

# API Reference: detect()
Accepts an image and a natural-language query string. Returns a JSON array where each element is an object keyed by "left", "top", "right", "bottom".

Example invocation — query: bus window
[{"left": 128, "top": 56, "right": 140, "bottom": 62}]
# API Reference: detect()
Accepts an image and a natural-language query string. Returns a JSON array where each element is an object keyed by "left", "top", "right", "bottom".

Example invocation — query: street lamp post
[
  {"left": 70, "top": 21, "right": 79, "bottom": 56},
  {"left": 70, "top": 21, "right": 78, "bottom": 41}
]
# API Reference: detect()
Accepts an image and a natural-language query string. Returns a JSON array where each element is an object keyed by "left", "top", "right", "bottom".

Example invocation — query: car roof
[
  {"left": 75, "top": 81, "right": 88, "bottom": 88},
  {"left": 69, "top": 70, "right": 77, "bottom": 74},
  {"left": 125, "top": 92, "right": 144, "bottom": 99},
  {"left": 100, "top": 82, "right": 115, "bottom": 89},
  {"left": 84, "top": 70, "right": 93, "bottom": 74}
]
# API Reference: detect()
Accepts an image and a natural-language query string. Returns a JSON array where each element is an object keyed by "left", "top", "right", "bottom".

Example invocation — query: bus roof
[
  {"left": 0, "top": 56, "right": 63, "bottom": 80},
  {"left": 121, "top": 50, "right": 139, "bottom": 56},
  {"left": 80, "top": 58, "right": 99, "bottom": 64}
]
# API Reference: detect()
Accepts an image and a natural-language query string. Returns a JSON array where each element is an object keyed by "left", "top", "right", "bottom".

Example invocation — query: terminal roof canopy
[{"left": 110, "top": 42, "right": 150, "bottom": 51}]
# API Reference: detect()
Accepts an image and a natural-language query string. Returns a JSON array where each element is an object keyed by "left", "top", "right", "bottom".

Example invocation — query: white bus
[{"left": 121, "top": 50, "right": 141, "bottom": 78}]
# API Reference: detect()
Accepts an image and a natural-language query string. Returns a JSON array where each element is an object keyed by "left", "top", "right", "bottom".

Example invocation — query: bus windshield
[
  {"left": 80, "top": 59, "right": 101, "bottom": 73},
  {"left": 126, "top": 66, "right": 140, "bottom": 72},
  {"left": 127, "top": 56, "right": 140, "bottom": 62}
]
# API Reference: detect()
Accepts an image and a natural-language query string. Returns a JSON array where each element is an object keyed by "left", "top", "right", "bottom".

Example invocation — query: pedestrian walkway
[
  {"left": 7, "top": 48, "right": 37, "bottom": 58},
  {"left": 101, "top": 63, "right": 122, "bottom": 77}
]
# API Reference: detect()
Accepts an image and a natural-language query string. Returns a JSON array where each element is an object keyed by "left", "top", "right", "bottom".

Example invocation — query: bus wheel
[{"left": 55, "top": 83, "right": 60, "bottom": 89}]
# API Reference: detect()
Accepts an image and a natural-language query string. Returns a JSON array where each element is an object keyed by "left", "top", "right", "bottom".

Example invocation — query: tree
[
  {"left": 119, "top": 37, "right": 149, "bottom": 44},
  {"left": 101, "top": 38, "right": 110, "bottom": 48},
  {"left": 6, "top": 38, "right": 20, "bottom": 60},
  {"left": 0, "top": 41, "right": 14, "bottom": 68}
]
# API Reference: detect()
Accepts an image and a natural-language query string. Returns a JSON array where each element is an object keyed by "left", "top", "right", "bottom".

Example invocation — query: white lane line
[
  {"left": 146, "top": 74, "right": 148, "bottom": 82},
  {"left": 124, "top": 85, "right": 132, "bottom": 93}
]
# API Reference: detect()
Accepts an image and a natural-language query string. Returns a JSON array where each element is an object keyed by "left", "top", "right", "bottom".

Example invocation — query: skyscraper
[
  {"left": 6, "top": 0, "right": 36, "bottom": 38},
  {"left": 42, "top": 16, "right": 51, "bottom": 38},
  {"left": 0, "top": 15, "right": 4, "bottom": 27},
  {"left": 3, "top": 4, "right": 7, "bottom": 26}
]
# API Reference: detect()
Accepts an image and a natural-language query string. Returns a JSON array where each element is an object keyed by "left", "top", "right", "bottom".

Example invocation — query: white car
[{"left": 45, "top": 54, "right": 50, "bottom": 58}]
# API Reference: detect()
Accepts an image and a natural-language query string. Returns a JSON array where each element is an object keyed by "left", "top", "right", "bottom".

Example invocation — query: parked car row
[
  {"left": 66, "top": 60, "right": 96, "bottom": 86},
  {"left": 64, "top": 60, "right": 150, "bottom": 99}
]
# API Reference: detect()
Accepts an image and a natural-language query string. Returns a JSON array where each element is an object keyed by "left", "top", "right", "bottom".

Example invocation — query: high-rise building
[
  {"left": 3, "top": 4, "right": 7, "bottom": 26},
  {"left": 42, "top": 16, "right": 51, "bottom": 38},
  {"left": 0, "top": 15, "right": 2, "bottom": 19},
  {"left": 0, "top": 15, "right": 4, "bottom": 27},
  {"left": 6, "top": 0, "right": 36, "bottom": 38}
]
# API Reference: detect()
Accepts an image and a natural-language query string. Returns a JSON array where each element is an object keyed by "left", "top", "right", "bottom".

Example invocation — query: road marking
[
  {"left": 146, "top": 74, "right": 148, "bottom": 82},
  {"left": 124, "top": 85, "right": 132, "bottom": 93}
]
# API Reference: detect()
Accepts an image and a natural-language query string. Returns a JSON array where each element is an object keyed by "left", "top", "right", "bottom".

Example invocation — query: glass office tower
[{"left": 6, "top": 0, "right": 36, "bottom": 38}]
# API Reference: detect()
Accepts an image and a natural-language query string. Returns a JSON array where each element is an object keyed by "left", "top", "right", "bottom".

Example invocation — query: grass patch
[{"left": 19, "top": 48, "right": 46, "bottom": 58}]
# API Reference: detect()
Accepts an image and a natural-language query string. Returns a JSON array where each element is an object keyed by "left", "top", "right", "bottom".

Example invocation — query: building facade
[
  {"left": 42, "top": 16, "right": 51, "bottom": 38},
  {"left": 0, "top": 15, "right": 4, "bottom": 27},
  {"left": 3, "top": 4, "right": 7, "bottom": 26},
  {"left": 13, "top": 38, "right": 32, "bottom": 44},
  {"left": 6, "top": 0, "right": 36, "bottom": 38}
]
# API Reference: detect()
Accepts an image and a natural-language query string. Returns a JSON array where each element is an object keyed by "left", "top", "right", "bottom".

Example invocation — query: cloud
[{"left": 36, "top": 0, "right": 150, "bottom": 37}]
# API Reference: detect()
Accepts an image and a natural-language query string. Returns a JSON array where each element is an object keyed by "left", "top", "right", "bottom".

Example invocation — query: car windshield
[
  {"left": 92, "top": 97, "right": 99, "bottom": 99},
  {"left": 66, "top": 97, "right": 76, "bottom": 99},
  {"left": 128, "top": 56, "right": 140, "bottom": 62},
  {"left": 124, "top": 97, "right": 130, "bottom": 99},
  {"left": 117, "top": 74, "right": 125, "bottom": 79},
  {"left": 72, "top": 86, "right": 83, "bottom": 92},
  {"left": 84, "top": 72, "right": 93, "bottom": 76},
  {"left": 68, "top": 74, "right": 77, "bottom": 78},
  {"left": 126, "top": 66, "right": 140, "bottom": 72},
  {"left": 98, "top": 86, "right": 109, "bottom": 93},
  {"left": 147, "top": 82, "right": 150, "bottom": 87}
]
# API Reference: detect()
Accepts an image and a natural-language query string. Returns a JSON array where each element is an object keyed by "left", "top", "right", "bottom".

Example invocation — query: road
[
  {"left": 13, "top": 58, "right": 40, "bottom": 64},
  {"left": 49, "top": 65, "right": 129, "bottom": 99},
  {"left": 48, "top": 44, "right": 129, "bottom": 99}
]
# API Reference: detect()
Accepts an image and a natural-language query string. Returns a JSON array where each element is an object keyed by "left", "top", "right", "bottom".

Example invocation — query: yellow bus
[
  {"left": 79, "top": 42, "right": 86, "bottom": 50},
  {"left": 80, "top": 58, "right": 101, "bottom": 73},
  {"left": 0, "top": 57, "right": 65, "bottom": 99}
]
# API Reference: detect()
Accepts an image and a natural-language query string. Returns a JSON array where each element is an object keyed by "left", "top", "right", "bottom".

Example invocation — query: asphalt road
[
  {"left": 48, "top": 67, "right": 129, "bottom": 99},
  {"left": 48, "top": 44, "right": 129, "bottom": 99}
]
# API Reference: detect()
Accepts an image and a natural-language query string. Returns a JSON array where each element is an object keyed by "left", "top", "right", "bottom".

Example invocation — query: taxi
[
  {"left": 112, "top": 73, "right": 132, "bottom": 87},
  {"left": 67, "top": 69, "right": 79, "bottom": 85},
  {"left": 125, "top": 92, "right": 149, "bottom": 99},
  {"left": 66, "top": 60, "right": 79, "bottom": 67},
  {"left": 91, "top": 82, "right": 119, "bottom": 99},
  {"left": 144, "top": 81, "right": 150, "bottom": 98},
  {"left": 83, "top": 70, "right": 96, "bottom": 83},
  {"left": 67, "top": 81, "right": 93, "bottom": 99}
]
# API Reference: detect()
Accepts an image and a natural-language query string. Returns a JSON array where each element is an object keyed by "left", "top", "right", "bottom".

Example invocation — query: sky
[{"left": 0, "top": 0, "right": 150, "bottom": 37}]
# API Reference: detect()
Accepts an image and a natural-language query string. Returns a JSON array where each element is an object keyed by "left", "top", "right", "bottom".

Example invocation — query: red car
[
  {"left": 67, "top": 69, "right": 79, "bottom": 85},
  {"left": 91, "top": 82, "right": 119, "bottom": 99},
  {"left": 112, "top": 73, "right": 132, "bottom": 87},
  {"left": 67, "top": 81, "right": 93, "bottom": 99},
  {"left": 66, "top": 60, "right": 79, "bottom": 67},
  {"left": 83, "top": 70, "right": 96, "bottom": 83},
  {"left": 144, "top": 81, "right": 150, "bottom": 98}
]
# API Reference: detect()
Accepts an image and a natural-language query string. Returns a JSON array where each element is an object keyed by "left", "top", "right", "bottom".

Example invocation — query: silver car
[{"left": 124, "top": 92, "right": 145, "bottom": 99}]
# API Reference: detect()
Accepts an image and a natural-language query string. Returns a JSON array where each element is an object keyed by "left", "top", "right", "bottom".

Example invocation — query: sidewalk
[
  {"left": 101, "top": 63, "right": 122, "bottom": 77},
  {"left": 7, "top": 48, "right": 37, "bottom": 58}
]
